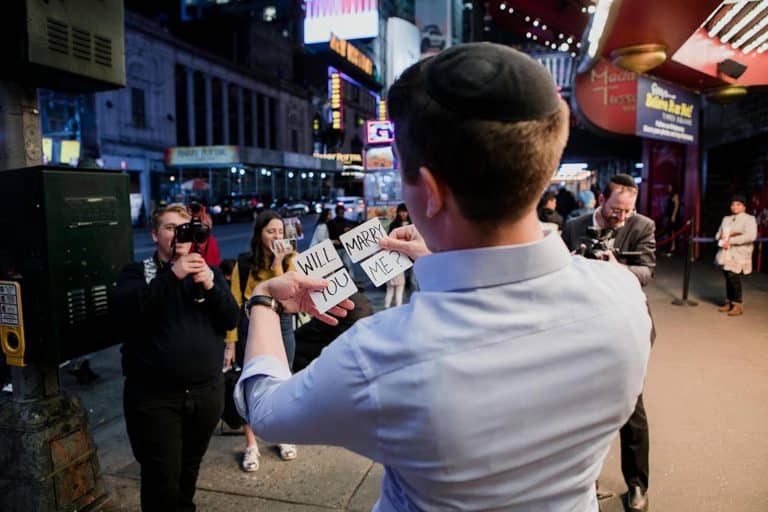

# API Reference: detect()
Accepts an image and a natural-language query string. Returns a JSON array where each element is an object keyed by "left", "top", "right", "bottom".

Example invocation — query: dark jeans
[
  {"left": 724, "top": 270, "right": 743, "bottom": 303},
  {"left": 620, "top": 394, "right": 650, "bottom": 492},
  {"left": 124, "top": 375, "right": 224, "bottom": 512}
]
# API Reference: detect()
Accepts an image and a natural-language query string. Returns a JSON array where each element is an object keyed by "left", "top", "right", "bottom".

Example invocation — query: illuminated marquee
[
  {"left": 377, "top": 100, "right": 387, "bottom": 121},
  {"left": 329, "top": 70, "right": 343, "bottom": 130},
  {"left": 304, "top": 0, "right": 379, "bottom": 44},
  {"left": 330, "top": 33, "right": 374, "bottom": 76}
]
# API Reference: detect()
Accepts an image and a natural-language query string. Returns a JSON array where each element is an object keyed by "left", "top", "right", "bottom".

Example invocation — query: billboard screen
[
  {"left": 304, "top": 0, "right": 380, "bottom": 44},
  {"left": 366, "top": 120, "right": 394, "bottom": 145},
  {"left": 386, "top": 17, "right": 420, "bottom": 88},
  {"left": 364, "top": 145, "right": 396, "bottom": 170}
]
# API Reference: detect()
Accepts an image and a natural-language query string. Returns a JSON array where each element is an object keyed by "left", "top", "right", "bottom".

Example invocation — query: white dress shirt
[{"left": 235, "top": 231, "right": 651, "bottom": 511}]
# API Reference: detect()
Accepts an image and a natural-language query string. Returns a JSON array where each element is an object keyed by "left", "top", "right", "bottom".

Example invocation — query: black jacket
[{"left": 115, "top": 254, "right": 239, "bottom": 386}]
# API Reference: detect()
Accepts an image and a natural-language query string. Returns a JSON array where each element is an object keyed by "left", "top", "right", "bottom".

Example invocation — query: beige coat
[{"left": 715, "top": 212, "right": 758, "bottom": 274}]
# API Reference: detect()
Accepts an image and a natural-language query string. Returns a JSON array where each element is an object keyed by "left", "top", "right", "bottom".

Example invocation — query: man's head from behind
[
  {"left": 599, "top": 174, "right": 638, "bottom": 229},
  {"left": 388, "top": 43, "right": 570, "bottom": 244}
]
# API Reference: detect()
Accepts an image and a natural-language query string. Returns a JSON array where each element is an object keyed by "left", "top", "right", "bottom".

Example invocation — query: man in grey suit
[{"left": 562, "top": 173, "right": 656, "bottom": 512}]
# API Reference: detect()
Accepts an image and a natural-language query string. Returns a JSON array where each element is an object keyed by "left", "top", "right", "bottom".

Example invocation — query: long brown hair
[{"left": 250, "top": 210, "right": 289, "bottom": 279}]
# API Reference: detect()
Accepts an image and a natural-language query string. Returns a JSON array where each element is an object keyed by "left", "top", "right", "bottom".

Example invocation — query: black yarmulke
[{"left": 424, "top": 42, "right": 561, "bottom": 122}]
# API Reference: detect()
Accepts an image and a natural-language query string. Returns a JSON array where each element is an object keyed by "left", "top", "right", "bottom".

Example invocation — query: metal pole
[{"left": 672, "top": 219, "right": 699, "bottom": 306}]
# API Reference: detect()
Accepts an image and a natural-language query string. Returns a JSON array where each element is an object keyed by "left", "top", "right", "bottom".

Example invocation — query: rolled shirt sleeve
[{"left": 233, "top": 330, "right": 382, "bottom": 460}]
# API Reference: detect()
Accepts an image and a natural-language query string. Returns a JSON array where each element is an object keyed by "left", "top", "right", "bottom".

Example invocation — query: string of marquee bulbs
[{"left": 495, "top": 1, "right": 587, "bottom": 57}]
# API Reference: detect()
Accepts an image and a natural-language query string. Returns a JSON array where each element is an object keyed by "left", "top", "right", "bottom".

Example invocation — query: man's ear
[
  {"left": 418, "top": 166, "right": 445, "bottom": 218},
  {"left": 597, "top": 193, "right": 606, "bottom": 207},
  {"left": 151, "top": 230, "right": 159, "bottom": 244}
]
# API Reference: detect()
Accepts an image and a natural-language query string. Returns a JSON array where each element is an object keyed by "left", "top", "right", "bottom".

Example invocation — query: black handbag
[{"left": 221, "top": 366, "right": 246, "bottom": 430}]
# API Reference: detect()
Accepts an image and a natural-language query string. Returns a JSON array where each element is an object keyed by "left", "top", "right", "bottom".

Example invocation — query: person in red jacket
[{"left": 190, "top": 202, "right": 221, "bottom": 267}]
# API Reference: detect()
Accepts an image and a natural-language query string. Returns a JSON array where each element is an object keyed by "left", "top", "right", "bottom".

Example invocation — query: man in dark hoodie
[{"left": 115, "top": 203, "right": 239, "bottom": 512}]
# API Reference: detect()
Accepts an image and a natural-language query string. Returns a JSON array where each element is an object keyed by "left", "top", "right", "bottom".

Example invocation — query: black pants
[
  {"left": 620, "top": 394, "right": 649, "bottom": 492},
  {"left": 723, "top": 270, "right": 743, "bottom": 303},
  {"left": 124, "top": 375, "right": 224, "bottom": 512}
]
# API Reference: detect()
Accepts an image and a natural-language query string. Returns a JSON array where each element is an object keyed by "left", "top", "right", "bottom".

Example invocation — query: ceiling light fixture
[
  {"left": 587, "top": 0, "right": 615, "bottom": 59},
  {"left": 721, "top": 0, "right": 768, "bottom": 43},
  {"left": 742, "top": 28, "right": 768, "bottom": 53},
  {"left": 732, "top": 10, "right": 768, "bottom": 48},
  {"left": 708, "top": 0, "right": 748, "bottom": 38}
]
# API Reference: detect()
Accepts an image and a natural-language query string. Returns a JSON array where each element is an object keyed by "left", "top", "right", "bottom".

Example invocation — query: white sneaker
[
  {"left": 279, "top": 444, "right": 297, "bottom": 461},
  {"left": 241, "top": 445, "right": 260, "bottom": 472}
]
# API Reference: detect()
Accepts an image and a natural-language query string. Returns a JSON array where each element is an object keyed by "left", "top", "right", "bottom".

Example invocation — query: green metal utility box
[{"left": 0, "top": 166, "right": 132, "bottom": 367}]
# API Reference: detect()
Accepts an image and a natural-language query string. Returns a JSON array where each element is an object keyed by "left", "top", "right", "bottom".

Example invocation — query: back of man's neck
[{"left": 434, "top": 212, "right": 545, "bottom": 251}]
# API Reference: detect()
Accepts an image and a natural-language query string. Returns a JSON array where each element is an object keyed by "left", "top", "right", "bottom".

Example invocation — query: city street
[
  {"left": 54, "top": 254, "right": 768, "bottom": 511},
  {"left": 133, "top": 214, "right": 319, "bottom": 262}
]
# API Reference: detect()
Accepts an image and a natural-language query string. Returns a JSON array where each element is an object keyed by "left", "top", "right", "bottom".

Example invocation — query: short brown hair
[
  {"left": 151, "top": 203, "right": 190, "bottom": 231},
  {"left": 388, "top": 59, "right": 569, "bottom": 227}
]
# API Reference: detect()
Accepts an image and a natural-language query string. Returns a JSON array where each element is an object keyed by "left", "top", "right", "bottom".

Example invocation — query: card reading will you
[{"left": 294, "top": 239, "right": 357, "bottom": 314}]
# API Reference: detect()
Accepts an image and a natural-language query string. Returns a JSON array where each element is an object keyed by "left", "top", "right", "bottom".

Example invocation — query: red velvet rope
[{"left": 656, "top": 222, "right": 692, "bottom": 248}]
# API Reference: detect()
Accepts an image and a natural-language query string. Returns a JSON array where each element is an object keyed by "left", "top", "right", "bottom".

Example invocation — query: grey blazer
[{"left": 562, "top": 211, "right": 657, "bottom": 287}]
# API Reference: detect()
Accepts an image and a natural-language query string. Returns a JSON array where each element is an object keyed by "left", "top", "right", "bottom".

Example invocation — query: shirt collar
[{"left": 414, "top": 229, "right": 572, "bottom": 292}]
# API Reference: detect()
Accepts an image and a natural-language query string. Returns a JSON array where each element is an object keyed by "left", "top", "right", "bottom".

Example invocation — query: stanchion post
[{"left": 672, "top": 219, "right": 699, "bottom": 306}]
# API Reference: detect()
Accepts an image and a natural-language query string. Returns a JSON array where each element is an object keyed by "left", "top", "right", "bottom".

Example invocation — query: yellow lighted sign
[
  {"left": 60, "top": 139, "right": 81, "bottom": 165},
  {"left": 377, "top": 100, "right": 387, "bottom": 121},
  {"left": 330, "top": 33, "right": 374, "bottom": 76},
  {"left": 330, "top": 71, "right": 343, "bottom": 130},
  {"left": 42, "top": 137, "right": 53, "bottom": 163}
]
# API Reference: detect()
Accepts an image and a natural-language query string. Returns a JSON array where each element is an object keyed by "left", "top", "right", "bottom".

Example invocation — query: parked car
[
  {"left": 212, "top": 194, "right": 264, "bottom": 223},
  {"left": 284, "top": 202, "right": 310, "bottom": 217},
  {"left": 325, "top": 196, "right": 366, "bottom": 222}
]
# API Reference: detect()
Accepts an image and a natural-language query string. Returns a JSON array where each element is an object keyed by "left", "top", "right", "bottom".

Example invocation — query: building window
[
  {"left": 174, "top": 65, "right": 189, "bottom": 145},
  {"left": 291, "top": 129, "right": 299, "bottom": 152},
  {"left": 212, "top": 78, "right": 223, "bottom": 145},
  {"left": 228, "top": 84, "right": 239, "bottom": 145},
  {"left": 193, "top": 71, "right": 206, "bottom": 146},
  {"left": 268, "top": 97, "right": 278, "bottom": 150},
  {"left": 257, "top": 93, "right": 266, "bottom": 148},
  {"left": 244, "top": 90, "right": 253, "bottom": 147},
  {"left": 131, "top": 87, "right": 146, "bottom": 129}
]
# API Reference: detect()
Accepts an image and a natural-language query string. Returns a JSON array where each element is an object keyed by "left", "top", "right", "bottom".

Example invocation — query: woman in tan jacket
[{"left": 715, "top": 195, "right": 758, "bottom": 316}]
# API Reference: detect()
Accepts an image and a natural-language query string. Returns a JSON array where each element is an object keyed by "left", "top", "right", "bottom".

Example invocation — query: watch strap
[{"left": 245, "top": 295, "right": 283, "bottom": 317}]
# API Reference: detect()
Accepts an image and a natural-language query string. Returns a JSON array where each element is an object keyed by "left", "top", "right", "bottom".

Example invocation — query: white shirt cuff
[{"left": 233, "top": 355, "right": 292, "bottom": 424}]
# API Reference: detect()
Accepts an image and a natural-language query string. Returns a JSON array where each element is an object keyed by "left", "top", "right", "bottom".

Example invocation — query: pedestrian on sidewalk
[
  {"left": 224, "top": 210, "right": 300, "bottom": 472},
  {"left": 233, "top": 43, "right": 651, "bottom": 511},
  {"left": 563, "top": 174, "right": 656, "bottom": 512},
  {"left": 384, "top": 204, "right": 411, "bottom": 308},
  {"left": 115, "top": 203, "right": 239, "bottom": 512},
  {"left": 715, "top": 194, "right": 758, "bottom": 316}
]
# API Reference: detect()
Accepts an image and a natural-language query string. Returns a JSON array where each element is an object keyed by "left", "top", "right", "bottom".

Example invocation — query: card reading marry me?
[
  {"left": 339, "top": 218, "right": 413, "bottom": 287},
  {"left": 294, "top": 239, "right": 357, "bottom": 314}
]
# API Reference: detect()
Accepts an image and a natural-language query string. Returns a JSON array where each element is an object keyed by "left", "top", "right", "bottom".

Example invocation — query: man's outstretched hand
[
  {"left": 253, "top": 272, "right": 355, "bottom": 325},
  {"left": 379, "top": 224, "right": 432, "bottom": 260}
]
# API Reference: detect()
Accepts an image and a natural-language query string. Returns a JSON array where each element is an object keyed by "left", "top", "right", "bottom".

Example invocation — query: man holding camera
[
  {"left": 115, "top": 203, "right": 239, "bottom": 512},
  {"left": 563, "top": 174, "right": 656, "bottom": 512},
  {"left": 233, "top": 44, "right": 651, "bottom": 511}
]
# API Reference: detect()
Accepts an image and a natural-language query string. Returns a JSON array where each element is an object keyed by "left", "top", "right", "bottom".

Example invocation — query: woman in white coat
[{"left": 715, "top": 194, "right": 757, "bottom": 316}]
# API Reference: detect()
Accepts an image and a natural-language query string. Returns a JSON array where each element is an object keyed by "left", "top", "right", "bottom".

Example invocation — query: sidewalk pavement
[{"left": 59, "top": 254, "right": 768, "bottom": 511}]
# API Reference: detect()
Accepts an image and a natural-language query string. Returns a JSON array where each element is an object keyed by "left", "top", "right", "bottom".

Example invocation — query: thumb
[
  {"left": 294, "top": 273, "right": 329, "bottom": 292},
  {"left": 380, "top": 237, "right": 414, "bottom": 255}
]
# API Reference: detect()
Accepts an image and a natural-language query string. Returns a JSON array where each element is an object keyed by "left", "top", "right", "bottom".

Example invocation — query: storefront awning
[{"left": 164, "top": 145, "right": 343, "bottom": 172}]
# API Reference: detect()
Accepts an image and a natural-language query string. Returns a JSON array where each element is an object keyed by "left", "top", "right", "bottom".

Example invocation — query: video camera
[
  {"left": 174, "top": 202, "right": 210, "bottom": 250},
  {"left": 576, "top": 226, "right": 643, "bottom": 260},
  {"left": 174, "top": 202, "right": 211, "bottom": 303}
]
